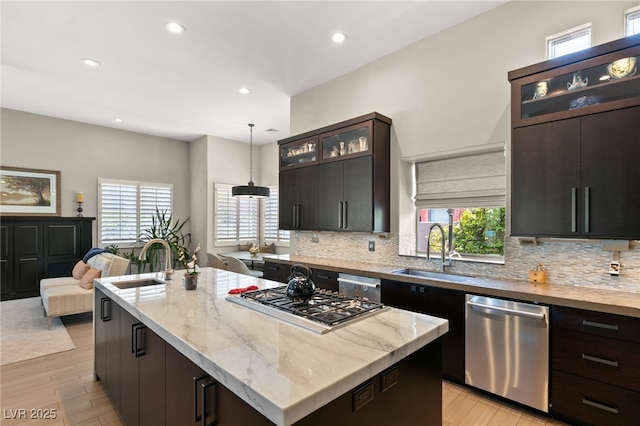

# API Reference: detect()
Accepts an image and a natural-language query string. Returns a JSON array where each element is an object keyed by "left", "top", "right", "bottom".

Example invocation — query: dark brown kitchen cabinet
[
  {"left": 94, "top": 290, "right": 165, "bottom": 426},
  {"left": 551, "top": 306, "right": 640, "bottom": 425},
  {"left": 381, "top": 279, "right": 465, "bottom": 384},
  {"left": 310, "top": 267, "right": 338, "bottom": 292},
  {"left": 319, "top": 156, "right": 374, "bottom": 232},
  {"left": 95, "top": 288, "right": 122, "bottom": 411},
  {"left": 279, "top": 166, "right": 318, "bottom": 230},
  {"left": 278, "top": 112, "right": 391, "bottom": 233},
  {"left": 512, "top": 107, "right": 640, "bottom": 238},
  {"left": 509, "top": 35, "right": 640, "bottom": 239},
  {"left": 262, "top": 260, "right": 289, "bottom": 283},
  {"left": 165, "top": 343, "right": 216, "bottom": 425},
  {"left": 1, "top": 217, "right": 94, "bottom": 300}
]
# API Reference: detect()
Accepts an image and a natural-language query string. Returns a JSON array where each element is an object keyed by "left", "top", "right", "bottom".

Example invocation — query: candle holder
[{"left": 77, "top": 202, "right": 84, "bottom": 217}]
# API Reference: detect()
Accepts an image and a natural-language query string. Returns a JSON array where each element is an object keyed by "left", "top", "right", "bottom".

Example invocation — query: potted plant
[
  {"left": 178, "top": 243, "right": 201, "bottom": 290},
  {"left": 138, "top": 208, "right": 190, "bottom": 272}
]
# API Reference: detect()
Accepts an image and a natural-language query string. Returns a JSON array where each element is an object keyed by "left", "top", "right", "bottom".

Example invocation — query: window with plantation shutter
[
  {"left": 627, "top": 6, "right": 640, "bottom": 36},
  {"left": 214, "top": 183, "right": 258, "bottom": 244},
  {"left": 547, "top": 24, "right": 591, "bottom": 59},
  {"left": 264, "top": 186, "right": 290, "bottom": 242},
  {"left": 98, "top": 179, "right": 172, "bottom": 245}
]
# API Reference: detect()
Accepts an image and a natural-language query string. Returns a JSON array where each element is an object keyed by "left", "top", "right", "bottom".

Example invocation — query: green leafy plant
[
  {"left": 104, "top": 244, "right": 120, "bottom": 255},
  {"left": 453, "top": 208, "right": 505, "bottom": 255},
  {"left": 138, "top": 208, "right": 190, "bottom": 272}
]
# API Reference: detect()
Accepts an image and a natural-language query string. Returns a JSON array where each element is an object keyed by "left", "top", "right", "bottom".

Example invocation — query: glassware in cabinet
[
  {"left": 319, "top": 121, "right": 372, "bottom": 162},
  {"left": 510, "top": 39, "right": 640, "bottom": 128},
  {"left": 279, "top": 136, "right": 318, "bottom": 170}
]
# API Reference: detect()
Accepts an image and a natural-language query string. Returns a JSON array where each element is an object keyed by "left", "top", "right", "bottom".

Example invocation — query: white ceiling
[{"left": 1, "top": 1, "right": 506, "bottom": 144}]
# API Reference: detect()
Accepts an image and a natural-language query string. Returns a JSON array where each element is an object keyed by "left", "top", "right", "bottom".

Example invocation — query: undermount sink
[
  {"left": 111, "top": 278, "right": 165, "bottom": 289},
  {"left": 390, "top": 268, "right": 473, "bottom": 282}
]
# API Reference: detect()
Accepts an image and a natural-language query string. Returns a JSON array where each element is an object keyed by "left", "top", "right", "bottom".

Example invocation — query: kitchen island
[{"left": 94, "top": 267, "right": 448, "bottom": 426}]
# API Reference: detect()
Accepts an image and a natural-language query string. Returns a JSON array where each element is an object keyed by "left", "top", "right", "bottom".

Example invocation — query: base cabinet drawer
[
  {"left": 552, "top": 306, "right": 640, "bottom": 343},
  {"left": 552, "top": 370, "right": 640, "bottom": 426},
  {"left": 552, "top": 329, "right": 640, "bottom": 391}
]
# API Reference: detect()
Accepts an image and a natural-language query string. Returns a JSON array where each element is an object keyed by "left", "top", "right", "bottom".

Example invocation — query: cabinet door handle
[
  {"left": 292, "top": 204, "right": 297, "bottom": 229},
  {"left": 201, "top": 380, "right": 218, "bottom": 426},
  {"left": 101, "top": 298, "right": 111, "bottom": 321},
  {"left": 584, "top": 187, "right": 590, "bottom": 233},
  {"left": 582, "top": 353, "right": 619, "bottom": 367},
  {"left": 338, "top": 202, "right": 343, "bottom": 228},
  {"left": 193, "top": 374, "right": 209, "bottom": 422},
  {"left": 297, "top": 204, "right": 301, "bottom": 229},
  {"left": 571, "top": 187, "right": 578, "bottom": 233},
  {"left": 343, "top": 201, "right": 348, "bottom": 229},
  {"left": 582, "top": 398, "right": 619, "bottom": 414},
  {"left": 317, "top": 274, "right": 330, "bottom": 280},
  {"left": 582, "top": 319, "right": 619, "bottom": 331},
  {"left": 132, "top": 323, "right": 146, "bottom": 357}
]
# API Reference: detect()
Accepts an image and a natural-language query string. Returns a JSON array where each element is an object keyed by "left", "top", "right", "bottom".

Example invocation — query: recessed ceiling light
[
  {"left": 114, "top": 118, "right": 123, "bottom": 123},
  {"left": 165, "top": 22, "right": 186, "bottom": 33},
  {"left": 332, "top": 32, "right": 348, "bottom": 43},
  {"left": 81, "top": 58, "right": 100, "bottom": 67},
  {"left": 238, "top": 87, "right": 251, "bottom": 94},
  {"left": 599, "top": 75, "right": 611, "bottom": 81}
]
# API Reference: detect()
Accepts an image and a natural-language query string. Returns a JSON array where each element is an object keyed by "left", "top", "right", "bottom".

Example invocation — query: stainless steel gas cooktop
[{"left": 226, "top": 286, "right": 388, "bottom": 334}]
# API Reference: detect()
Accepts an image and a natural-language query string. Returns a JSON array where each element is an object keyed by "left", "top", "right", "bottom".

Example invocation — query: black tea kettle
[{"left": 286, "top": 264, "right": 315, "bottom": 302}]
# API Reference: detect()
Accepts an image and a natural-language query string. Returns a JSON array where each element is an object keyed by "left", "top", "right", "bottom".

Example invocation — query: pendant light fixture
[{"left": 232, "top": 123, "right": 270, "bottom": 198}]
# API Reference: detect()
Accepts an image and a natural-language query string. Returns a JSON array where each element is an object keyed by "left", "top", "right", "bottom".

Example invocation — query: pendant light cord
[{"left": 249, "top": 123, "right": 254, "bottom": 184}]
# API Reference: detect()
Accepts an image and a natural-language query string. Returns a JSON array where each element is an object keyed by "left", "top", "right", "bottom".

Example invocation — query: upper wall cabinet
[
  {"left": 278, "top": 112, "right": 391, "bottom": 233},
  {"left": 509, "top": 35, "right": 640, "bottom": 239},
  {"left": 509, "top": 34, "right": 640, "bottom": 128}
]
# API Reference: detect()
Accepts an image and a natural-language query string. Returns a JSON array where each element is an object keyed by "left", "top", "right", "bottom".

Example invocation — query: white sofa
[{"left": 40, "top": 253, "right": 129, "bottom": 329}]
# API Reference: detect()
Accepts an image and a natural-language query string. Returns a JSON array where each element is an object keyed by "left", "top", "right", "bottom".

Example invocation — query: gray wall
[
  {"left": 286, "top": 1, "right": 640, "bottom": 293},
  {"left": 1, "top": 108, "right": 191, "bottom": 246}
]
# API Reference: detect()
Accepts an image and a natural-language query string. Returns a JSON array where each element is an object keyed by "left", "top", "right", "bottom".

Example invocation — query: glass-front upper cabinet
[
  {"left": 279, "top": 136, "right": 318, "bottom": 170},
  {"left": 510, "top": 39, "right": 640, "bottom": 128},
  {"left": 319, "top": 121, "right": 372, "bottom": 163}
]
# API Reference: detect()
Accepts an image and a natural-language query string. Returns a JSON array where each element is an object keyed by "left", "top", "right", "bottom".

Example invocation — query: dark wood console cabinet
[
  {"left": 1, "top": 216, "right": 94, "bottom": 300},
  {"left": 509, "top": 35, "right": 640, "bottom": 239},
  {"left": 278, "top": 113, "right": 391, "bottom": 233}
]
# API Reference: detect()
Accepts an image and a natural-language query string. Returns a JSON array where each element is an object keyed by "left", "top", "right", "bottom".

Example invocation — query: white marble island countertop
[{"left": 95, "top": 268, "right": 449, "bottom": 426}]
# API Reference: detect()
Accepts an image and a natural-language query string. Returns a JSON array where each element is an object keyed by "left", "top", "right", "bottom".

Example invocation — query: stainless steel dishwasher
[{"left": 465, "top": 294, "right": 549, "bottom": 413}]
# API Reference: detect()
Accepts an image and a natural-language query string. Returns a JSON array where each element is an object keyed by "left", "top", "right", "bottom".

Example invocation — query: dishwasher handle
[
  {"left": 337, "top": 277, "right": 380, "bottom": 289},
  {"left": 467, "top": 300, "right": 546, "bottom": 320}
]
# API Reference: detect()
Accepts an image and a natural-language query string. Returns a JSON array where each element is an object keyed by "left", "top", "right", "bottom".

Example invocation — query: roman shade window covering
[{"left": 414, "top": 149, "right": 505, "bottom": 209}]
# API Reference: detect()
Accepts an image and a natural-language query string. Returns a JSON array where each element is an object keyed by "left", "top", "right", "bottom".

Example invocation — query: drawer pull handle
[
  {"left": 582, "top": 353, "right": 619, "bottom": 367},
  {"left": 582, "top": 398, "right": 619, "bottom": 414},
  {"left": 582, "top": 320, "right": 619, "bottom": 331}
]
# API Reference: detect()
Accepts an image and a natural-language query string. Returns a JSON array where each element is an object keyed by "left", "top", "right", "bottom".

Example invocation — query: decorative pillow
[
  {"left": 72, "top": 260, "right": 90, "bottom": 279},
  {"left": 80, "top": 267, "right": 101, "bottom": 290},
  {"left": 260, "top": 243, "right": 276, "bottom": 254},
  {"left": 238, "top": 242, "right": 252, "bottom": 251},
  {"left": 91, "top": 253, "right": 113, "bottom": 276}
]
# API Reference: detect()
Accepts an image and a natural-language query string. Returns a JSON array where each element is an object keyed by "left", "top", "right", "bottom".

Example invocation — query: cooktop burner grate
[{"left": 239, "top": 286, "right": 385, "bottom": 327}]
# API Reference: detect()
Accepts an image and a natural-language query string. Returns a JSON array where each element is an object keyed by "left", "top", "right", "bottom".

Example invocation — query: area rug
[{"left": 0, "top": 297, "right": 75, "bottom": 366}]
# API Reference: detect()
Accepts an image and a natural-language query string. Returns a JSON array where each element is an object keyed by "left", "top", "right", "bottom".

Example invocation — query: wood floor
[{"left": 1, "top": 313, "right": 566, "bottom": 426}]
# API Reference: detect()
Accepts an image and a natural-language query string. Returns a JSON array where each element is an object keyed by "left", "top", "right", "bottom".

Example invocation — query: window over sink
[{"left": 407, "top": 146, "right": 506, "bottom": 263}]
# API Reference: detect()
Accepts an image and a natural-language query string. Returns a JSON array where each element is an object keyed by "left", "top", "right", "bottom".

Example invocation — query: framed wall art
[{"left": 0, "top": 166, "right": 61, "bottom": 216}]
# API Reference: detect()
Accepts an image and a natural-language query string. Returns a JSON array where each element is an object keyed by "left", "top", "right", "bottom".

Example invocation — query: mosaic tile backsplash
[{"left": 291, "top": 232, "right": 640, "bottom": 294}]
